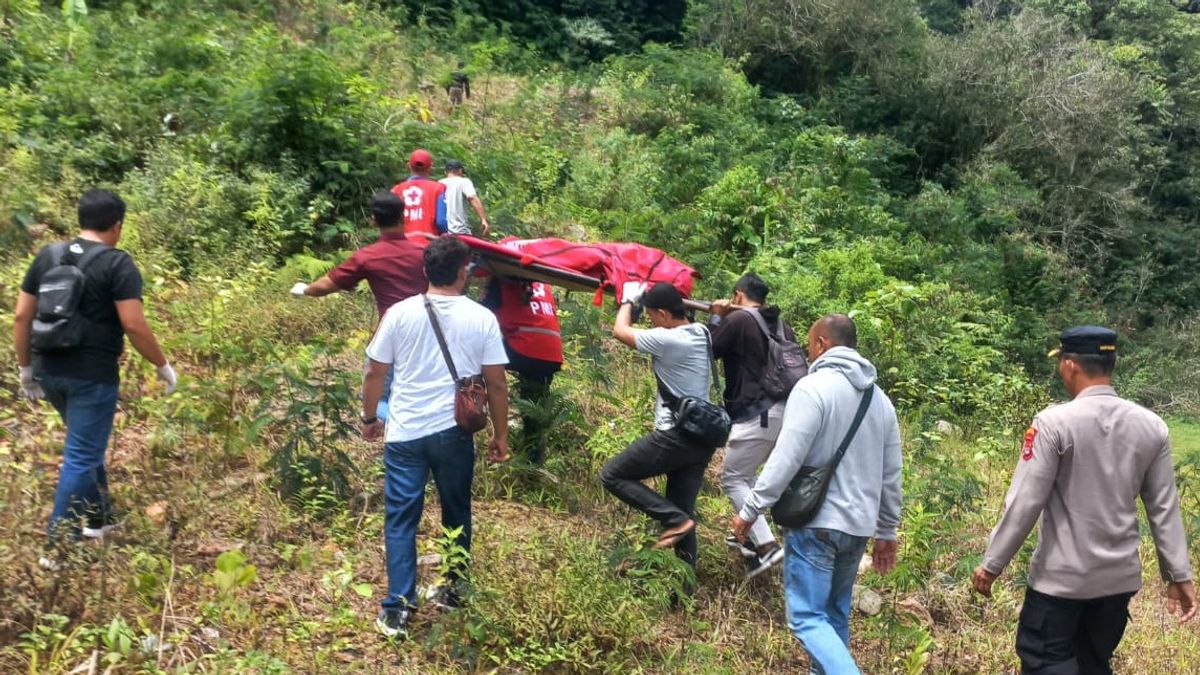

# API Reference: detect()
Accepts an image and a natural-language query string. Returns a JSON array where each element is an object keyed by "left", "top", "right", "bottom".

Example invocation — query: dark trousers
[
  {"left": 381, "top": 427, "right": 475, "bottom": 611},
  {"left": 1016, "top": 587, "right": 1135, "bottom": 675},
  {"left": 600, "top": 427, "right": 715, "bottom": 567},
  {"left": 506, "top": 348, "right": 560, "bottom": 464}
]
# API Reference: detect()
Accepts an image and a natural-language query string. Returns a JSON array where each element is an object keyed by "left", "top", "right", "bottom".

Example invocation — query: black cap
[
  {"left": 446, "top": 159, "right": 465, "bottom": 172},
  {"left": 1049, "top": 325, "right": 1118, "bottom": 357},
  {"left": 641, "top": 282, "right": 684, "bottom": 311}
]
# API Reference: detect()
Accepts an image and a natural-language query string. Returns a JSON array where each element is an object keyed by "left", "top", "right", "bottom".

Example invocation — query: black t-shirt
[
  {"left": 21, "top": 237, "right": 143, "bottom": 383},
  {"left": 710, "top": 306, "right": 797, "bottom": 422}
]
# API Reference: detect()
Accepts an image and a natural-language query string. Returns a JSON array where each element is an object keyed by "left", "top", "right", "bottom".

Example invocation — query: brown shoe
[{"left": 654, "top": 519, "right": 696, "bottom": 549}]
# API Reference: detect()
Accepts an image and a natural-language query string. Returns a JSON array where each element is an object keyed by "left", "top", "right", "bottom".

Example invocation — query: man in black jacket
[{"left": 710, "top": 273, "right": 797, "bottom": 578}]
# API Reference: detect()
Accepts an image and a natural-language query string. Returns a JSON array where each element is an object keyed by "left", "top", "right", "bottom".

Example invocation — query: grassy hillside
[{"left": 2, "top": 1, "right": 1200, "bottom": 672}]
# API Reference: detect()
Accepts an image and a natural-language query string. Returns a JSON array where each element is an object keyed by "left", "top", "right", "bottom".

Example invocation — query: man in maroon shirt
[{"left": 291, "top": 192, "right": 426, "bottom": 419}]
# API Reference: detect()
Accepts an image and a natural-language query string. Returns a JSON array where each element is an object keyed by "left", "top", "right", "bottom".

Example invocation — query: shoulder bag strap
[
  {"left": 423, "top": 294, "right": 460, "bottom": 382},
  {"left": 654, "top": 372, "right": 681, "bottom": 411},
  {"left": 829, "top": 385, "right": 875, "bottom": 470},
  {"left": 652, "top": 321, "right": 715, "bottom": 410},
  {"left": 701, "top": 325, "right": 721, "bottom": 398}
]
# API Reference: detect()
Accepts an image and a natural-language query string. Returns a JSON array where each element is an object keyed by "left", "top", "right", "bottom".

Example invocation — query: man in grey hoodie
[{"left": 732, "top": 314, "right": 902, "bottom": 675}]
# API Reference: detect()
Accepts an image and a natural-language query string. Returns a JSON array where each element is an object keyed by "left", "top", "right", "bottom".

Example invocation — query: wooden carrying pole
[{"left": 474, "top": 253, "right": 716, "bottom": 312}]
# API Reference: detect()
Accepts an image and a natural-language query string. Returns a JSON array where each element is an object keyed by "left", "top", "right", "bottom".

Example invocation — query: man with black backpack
[
  {"left": 709, "top": 273, "right": 807, "bottom": 579},
  {"left": 13, "top": 189, "right": 176, "bottom": 564}
]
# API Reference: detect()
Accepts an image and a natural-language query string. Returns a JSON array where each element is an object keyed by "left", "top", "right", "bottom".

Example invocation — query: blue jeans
[
  {"left": 38, "top": 374, "right": 120, "bottom": 541},
  {"left": 381, "top": 426, "right": 475, "bottom": 611},
  {"left": 784, "top": 528, "right": 870, "bottom": 675}
]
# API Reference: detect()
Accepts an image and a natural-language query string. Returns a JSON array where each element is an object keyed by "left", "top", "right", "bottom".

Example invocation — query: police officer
[{"left": 972, "top": 326, "right": 1196, "bottom": 674}]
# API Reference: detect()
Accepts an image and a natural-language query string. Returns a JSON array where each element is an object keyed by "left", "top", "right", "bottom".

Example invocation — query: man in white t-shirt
[
  {"left": 439, "top": 160, "right": 490, "bottom": 236},
  {"left": 361, "top": 236, "right": 510, "bottom": 638}
]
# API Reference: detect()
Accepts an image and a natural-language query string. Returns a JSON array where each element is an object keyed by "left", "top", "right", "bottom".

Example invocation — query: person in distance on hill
[
  {"left": 13, "top": 189, "right": 177, "bottom": 567},
  {"left": 732, "top": 315, "right": 901, "bottom": 675},
  {"left": 439, "top": 160, "right": 490, "bottom": 237},
  {"left": 480, "top": 276, "right": 562, "bottom": 464},
  {"left": 391, "top": 148, "right": 448, "bottom": 242},
  {"left": 709, "top": 273, "right": 802, "bottom": 579},
  {"left": 973, "top": 326, "right": 1196, "bottom": 674},
  {"left": 361, "top": 236, "right": 510, "bottom": 639},
  {"left": 291, "top": 192, "right": 426, "bottom": 421},
  {"left": 602, "top": 282, "right": 721, "bottom": 571},
  {"left": 447, "top": 61, "right": 470, "bottom": 107}
]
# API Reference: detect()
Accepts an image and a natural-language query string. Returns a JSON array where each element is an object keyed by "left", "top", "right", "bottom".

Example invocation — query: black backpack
[
  {"left": 30, "top": 241, "right": 112, "bottom": 353},
  {"left": 746, "top": 309, "right": 809, "bottom": 401}
]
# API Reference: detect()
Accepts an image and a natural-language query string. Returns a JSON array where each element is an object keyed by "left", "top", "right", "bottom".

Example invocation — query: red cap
[{"left": 409, "top": 149, "right": 433, "bottom": 171}]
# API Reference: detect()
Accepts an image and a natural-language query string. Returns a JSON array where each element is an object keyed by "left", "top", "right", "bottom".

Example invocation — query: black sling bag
[
  {"left": 654, "top": 326, "right": 732, "bottom": 448},
  {"left": 771, "top": 384, "right": 874, "bottom": 529}
]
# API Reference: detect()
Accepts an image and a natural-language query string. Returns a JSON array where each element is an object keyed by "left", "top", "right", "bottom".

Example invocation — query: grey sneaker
[
  {"left": 376, "top": 608, "right": 412, "bottom": 638},
  {"left": 428, "top": 584, "right": 463, "bottom": 611},
  {"left": 745, "top": 542, "right": 784, "bottom": 580}
]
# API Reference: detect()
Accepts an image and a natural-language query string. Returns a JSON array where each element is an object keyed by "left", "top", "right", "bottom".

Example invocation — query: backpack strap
[
  {"left": 74, "top": 243, "right": 114, "bottom": 272},
  {"left": 746, "top": 307, "right": 786, "bottom": 342},
  {"left": 48, "top": 242, "right": 70, "bottom": 265},
  {"left": 55, "top": 240, "right": 113, "bottom": 270}
]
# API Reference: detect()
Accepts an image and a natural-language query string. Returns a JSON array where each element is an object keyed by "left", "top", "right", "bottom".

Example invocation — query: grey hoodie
[{"left": 740, "top": 346, "right": 903, "bottom": 539}]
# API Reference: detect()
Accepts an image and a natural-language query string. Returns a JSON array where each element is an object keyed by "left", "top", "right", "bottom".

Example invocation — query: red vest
[
  {"left": 497, "top": 280, "right": 563, "bottom": 363},
  {"left": 391, "top": 177, "right": 445, "bottom": 237}
]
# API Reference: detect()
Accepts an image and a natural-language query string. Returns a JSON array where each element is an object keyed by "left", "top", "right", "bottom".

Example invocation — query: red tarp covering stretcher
[{"left": 459, "top": 235, "right": 700, "bottom": 305}]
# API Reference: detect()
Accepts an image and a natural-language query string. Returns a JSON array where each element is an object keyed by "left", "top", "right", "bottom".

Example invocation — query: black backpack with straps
[
  {"left": 30, "top": 241, "right": 112, "bottom": 353},
  {"left": 745, "top": 308, "right": 809, "bottom": 401}
]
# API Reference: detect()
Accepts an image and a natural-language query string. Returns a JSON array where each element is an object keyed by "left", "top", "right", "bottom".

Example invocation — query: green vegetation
[{"left": 2, "top": 0, "right": 1199, "bottom": 672}]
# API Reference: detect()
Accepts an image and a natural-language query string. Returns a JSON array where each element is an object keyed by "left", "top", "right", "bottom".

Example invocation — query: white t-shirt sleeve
[
  {"left": 366, "top": 312, "right": 398, "bottom": 364},
  {"left": 462, "top": 178, "right": 477, "bottom": 199},
  {"left": 481, "top": 314, "right": 508, "bottom": 366}
]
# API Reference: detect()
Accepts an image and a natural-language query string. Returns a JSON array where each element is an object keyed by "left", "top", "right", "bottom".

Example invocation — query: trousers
[
  {"left": 600, "top": 426, "right": 715, "bottom": 566},
  {"left": 1016, "top": 587, "right": 1135, "bottom": 675}
]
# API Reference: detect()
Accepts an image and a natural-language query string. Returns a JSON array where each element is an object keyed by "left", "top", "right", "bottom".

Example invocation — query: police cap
[{"left": 1048, "top": 325, "right": 1118, "bottom": 357}]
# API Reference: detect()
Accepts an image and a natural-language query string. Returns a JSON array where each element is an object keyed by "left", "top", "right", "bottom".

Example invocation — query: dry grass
[{"left": 2, "top": 333, "right": 1198, "bottom": 673}]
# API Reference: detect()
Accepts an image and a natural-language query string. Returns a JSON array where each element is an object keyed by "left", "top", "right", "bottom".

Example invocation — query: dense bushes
[{"left": 1, "top": 0, "right": 1196, "bottom": 418}]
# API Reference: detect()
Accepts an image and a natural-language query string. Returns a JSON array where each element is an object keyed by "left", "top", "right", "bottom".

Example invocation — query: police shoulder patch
[{"left": 1022, "top": 427, "right": 1038, "bottom": 461}]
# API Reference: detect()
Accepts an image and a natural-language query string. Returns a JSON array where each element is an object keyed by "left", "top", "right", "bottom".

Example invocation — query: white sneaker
[
  {"left": 38, "top": 556, "right": 63, "bottom": 572},
  {"left": 82, "top": 514, "right": 122, "bottom": 540},
  {"left": 82, "top": 523, "right": 119, "bottom": 539}
]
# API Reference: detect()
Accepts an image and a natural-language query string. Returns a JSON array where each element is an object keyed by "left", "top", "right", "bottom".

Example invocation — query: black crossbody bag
[
  {"left": 771, "top": 384, "right": 874, "bottom": 529},
  {"left": 654, "top": 326, "right": 732, "bottom": 448}
]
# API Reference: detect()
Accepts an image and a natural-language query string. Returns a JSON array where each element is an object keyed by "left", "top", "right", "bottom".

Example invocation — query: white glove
[
  {"left": 156, "top": 363, "right": 177, "bottom": 395},
  {"left": 290, "top": 282, "right": 309, "bottom": 298},
  {"left": 621, "top": 281, "right": 648, "bottom": 305},
  {"left": 18, "top": 366, "right": 44, "bottom": 401}
]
